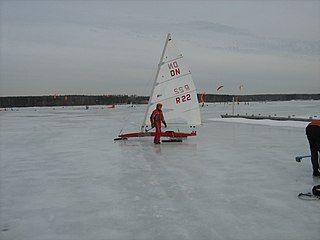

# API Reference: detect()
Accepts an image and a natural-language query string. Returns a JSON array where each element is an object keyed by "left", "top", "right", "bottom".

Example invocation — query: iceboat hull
[{"left": 117, "top": 131, "right": 196, "bottom": 139}]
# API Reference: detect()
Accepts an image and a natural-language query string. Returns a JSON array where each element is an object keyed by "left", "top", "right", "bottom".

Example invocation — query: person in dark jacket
[
  {"left": 306, "top": 120, "right": 320, "bottom": 176},
  {"left": 150, "top": 103, "right": 167, "bottom": 144}
]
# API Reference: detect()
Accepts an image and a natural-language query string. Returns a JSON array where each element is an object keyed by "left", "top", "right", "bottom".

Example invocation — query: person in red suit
[
  {"left": 150, "top": 103, "right": 167, "bottom": 144},
  {"left": 306, "top": 120, "right": 320, "bottom": 176}
]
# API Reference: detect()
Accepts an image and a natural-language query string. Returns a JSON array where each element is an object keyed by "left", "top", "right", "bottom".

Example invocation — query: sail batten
[
  {"left": 156, "top": 73, "right": 192, "bottom": 86},
  {"left": 161, "top": 56, "right": 184, "bottom": 65}
]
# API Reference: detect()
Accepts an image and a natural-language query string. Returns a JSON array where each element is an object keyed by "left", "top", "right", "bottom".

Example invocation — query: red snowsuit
[
  {"left": 150, "top": 104, "right": 166, "bottom": 144},
  {"left": 306, "top": 120, "right": 320, "bottom": 176}
]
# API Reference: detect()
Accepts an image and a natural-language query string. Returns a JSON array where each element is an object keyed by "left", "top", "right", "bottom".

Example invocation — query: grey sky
[{"left": 0, "top": 0, "right": 319, "bottom": 96}]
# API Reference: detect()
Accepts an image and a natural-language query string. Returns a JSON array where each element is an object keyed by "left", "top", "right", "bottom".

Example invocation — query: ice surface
[{"left": 1, "top": 101, "right": 319, "bottom": 240}]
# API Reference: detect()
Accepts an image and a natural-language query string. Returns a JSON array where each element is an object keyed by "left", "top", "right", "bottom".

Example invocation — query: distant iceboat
[{"left": 115, "top": 33, "right": 201, "bottom": 142}]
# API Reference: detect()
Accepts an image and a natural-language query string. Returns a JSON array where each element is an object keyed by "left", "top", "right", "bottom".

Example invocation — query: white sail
[{"left": 141, "top": 33, "right": 201, "bottom": 131}]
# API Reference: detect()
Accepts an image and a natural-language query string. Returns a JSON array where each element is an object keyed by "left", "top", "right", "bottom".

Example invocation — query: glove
[{"left": 164, "top": 122, "right": 167, "bottom": 128}]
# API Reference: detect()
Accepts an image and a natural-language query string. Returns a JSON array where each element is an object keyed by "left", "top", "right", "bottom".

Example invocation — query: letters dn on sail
[{"left": 168, "top": 61, "right": 180, "bottom": 77}]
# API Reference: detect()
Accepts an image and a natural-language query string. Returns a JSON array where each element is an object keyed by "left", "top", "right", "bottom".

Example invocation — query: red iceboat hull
[{"left": 118, "top": 131, "right": 196, "bottom": 139}]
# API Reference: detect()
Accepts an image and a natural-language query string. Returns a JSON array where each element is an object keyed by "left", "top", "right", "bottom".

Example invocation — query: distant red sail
[
  {"left": 216, "top": 86, "right": 224, "bottom": 91},
  {"left": 200, "top": 94, "right": 205, "bottom": 103}
]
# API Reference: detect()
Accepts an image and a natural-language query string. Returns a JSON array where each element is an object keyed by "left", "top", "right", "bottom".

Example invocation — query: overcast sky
[{"left": 0, "top": 0, "right": 319, "bottom": 96}]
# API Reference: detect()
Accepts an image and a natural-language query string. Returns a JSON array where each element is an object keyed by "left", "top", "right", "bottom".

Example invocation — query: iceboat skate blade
[
  {"left": 114, "top": 137, "right": 128, "bottom": 141},
  {"left": 162, "top": 139, "right": 183, "bottom": 143}
]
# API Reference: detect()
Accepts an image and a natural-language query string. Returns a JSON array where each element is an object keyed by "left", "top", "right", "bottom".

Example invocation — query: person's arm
[
  {"left": 162, "top": 116, "right": 167, "bottom": 128},
  {"left": 150, "top": 112, "right": 155, "bottom": 128},
  {"left": 164, "top": 121, "right": 167, "bottom": 128}
]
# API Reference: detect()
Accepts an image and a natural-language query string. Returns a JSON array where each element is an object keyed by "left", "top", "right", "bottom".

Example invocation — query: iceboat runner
[{"left": 114, "top": 33, "right": 201, "bottom": 142}]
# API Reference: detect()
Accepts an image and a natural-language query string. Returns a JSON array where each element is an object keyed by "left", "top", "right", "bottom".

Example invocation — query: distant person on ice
[
  {"left": 150, "top": 103, "right": 167, "bottom": 144},
  {"left": 306, "top": 120, "right": 320, "bottom": 176}
]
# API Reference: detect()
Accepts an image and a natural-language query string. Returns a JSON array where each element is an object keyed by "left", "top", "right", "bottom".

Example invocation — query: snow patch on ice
[{"left": 207, "top": 117, "right": 309, "bottom": 128}]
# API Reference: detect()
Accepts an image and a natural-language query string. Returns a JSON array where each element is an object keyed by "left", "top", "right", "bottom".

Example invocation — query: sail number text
[
  {"left": 176, "top": 94, "right": 191, "bottom": 104},
  {"left": 174, "top": 84, "right": 191, "bottom": 104},
  {"left": 169, "top": 61, "right": 192, "bottom": 104}
]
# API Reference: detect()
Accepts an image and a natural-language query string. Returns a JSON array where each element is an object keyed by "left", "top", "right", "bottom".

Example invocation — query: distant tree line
[
  {"left": 0, "top": 95, "right": 148, "bottom": 108},
  {"left": 0, "top": 94, "right": 319, "bottom": 108},
  {"left": 201, "top": 93, "right": 320, "bottom": 103}
]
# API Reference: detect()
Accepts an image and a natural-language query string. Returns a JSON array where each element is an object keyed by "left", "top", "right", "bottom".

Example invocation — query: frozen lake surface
[{"left": 1, "top": 100, "right": 319, "bottom": 240}]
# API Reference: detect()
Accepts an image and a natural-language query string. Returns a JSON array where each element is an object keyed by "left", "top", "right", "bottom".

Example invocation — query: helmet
[{"left": 157, "top": 103, "right": 162, "bottom": 108}]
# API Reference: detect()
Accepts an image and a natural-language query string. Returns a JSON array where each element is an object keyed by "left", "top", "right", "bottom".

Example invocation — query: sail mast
[{"left": 141, "top": 33, "right": 171, "bottom": 132}]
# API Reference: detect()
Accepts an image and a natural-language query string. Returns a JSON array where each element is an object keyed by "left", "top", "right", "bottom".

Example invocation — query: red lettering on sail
[
  {"left": 174, "top": 84, "right": 190, "bottom": 94},
  {"left": 170, "top": 68, "right": 180, "bottom": 77},
  {"left": 168, "top": 61, "right": 179, "bottom": 69},
  {"left": 176, "top": 94, "right": 191, "bottom": 104},
  {"left": 168, "top": 61, "right": 180, "bottom": 77}
]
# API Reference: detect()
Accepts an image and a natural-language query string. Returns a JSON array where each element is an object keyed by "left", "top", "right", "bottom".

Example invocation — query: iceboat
[{"left": 115, "top": 33, "right": 201, "bottom": 142}]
